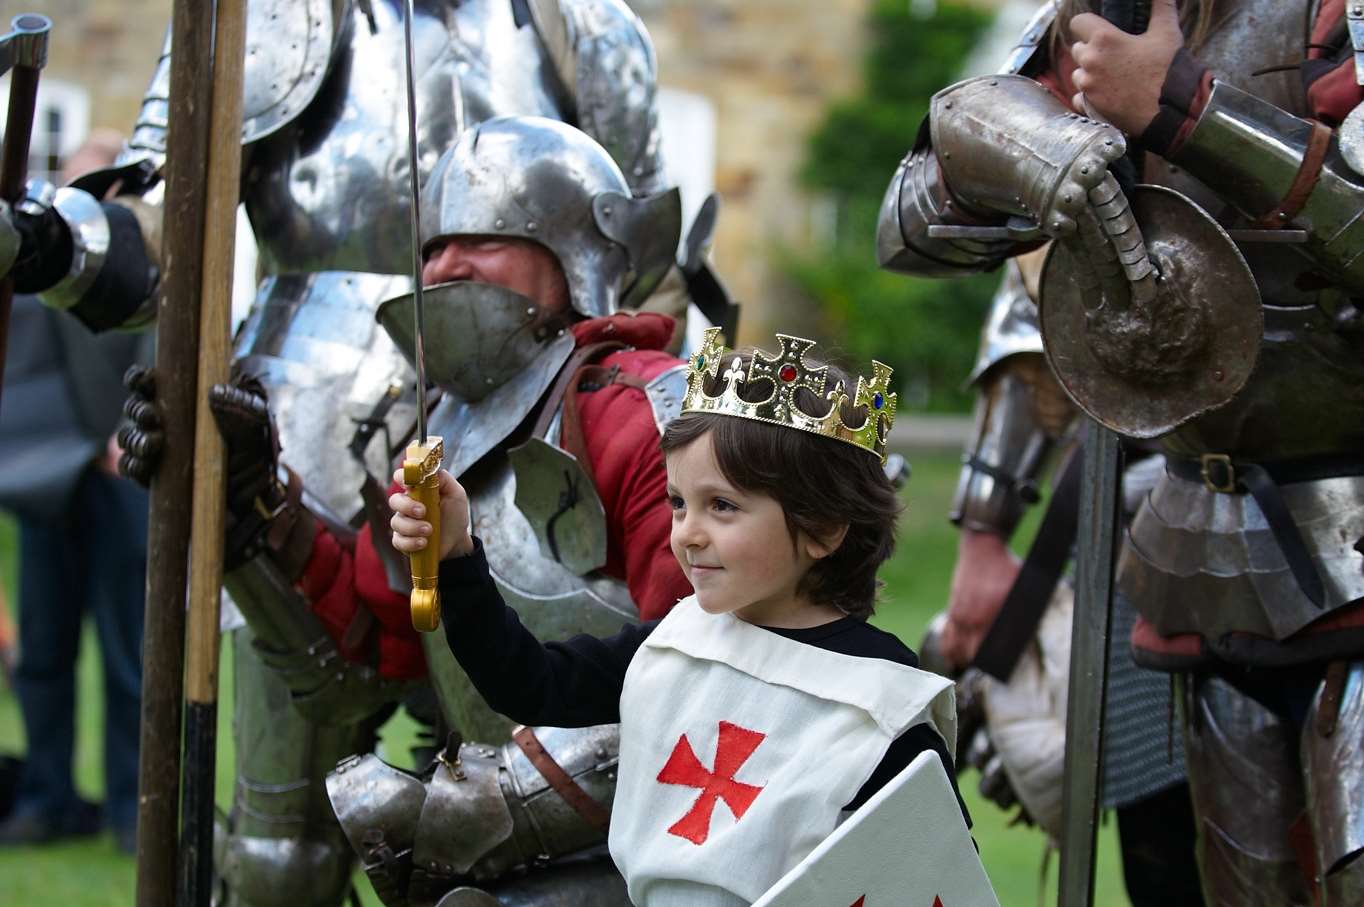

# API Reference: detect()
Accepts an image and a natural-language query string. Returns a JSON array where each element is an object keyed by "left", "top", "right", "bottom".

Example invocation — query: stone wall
[{"left": 23, "top": 0, "right": 171, "bottom": 137}]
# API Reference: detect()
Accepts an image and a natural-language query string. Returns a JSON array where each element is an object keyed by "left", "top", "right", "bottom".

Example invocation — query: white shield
[{"left": 751, "top": 750, "right": 999, "bottom": 907}]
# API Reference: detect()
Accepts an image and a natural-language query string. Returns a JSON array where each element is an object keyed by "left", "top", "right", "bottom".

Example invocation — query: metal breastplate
[
  {"left": 244, "top": 0, "right": 568, "bottom": 277},
  {"left": 422, "top": 450, "right": 638, "bottom": 743},
  {"left": 1140, "top": 1, "right": 1364, "bottom": 460},
  {"left": 233, "top": 272, "right": 417, "bottom": 521}
]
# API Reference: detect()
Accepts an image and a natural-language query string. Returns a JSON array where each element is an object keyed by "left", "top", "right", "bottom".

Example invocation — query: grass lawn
[{"left": 0, "top": 452, "right": 1128, "bottom": 906}]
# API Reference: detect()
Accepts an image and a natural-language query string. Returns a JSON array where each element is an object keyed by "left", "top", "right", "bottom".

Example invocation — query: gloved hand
[
  {"left": 118, "top": 366, "right": 295, "bottom": 570},
  {"left": 117, "top": 365, "right": 163, "bottom": 487},
  {"left": 209, "top": 374, "right": 292, "bottom": 570}
]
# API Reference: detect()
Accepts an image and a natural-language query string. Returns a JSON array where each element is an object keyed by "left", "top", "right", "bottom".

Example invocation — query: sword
[
  {"left": 1057, "top": 6, "right": 1145, "bottom": 905},
  {"left": 401, "top": 0, "right": 444, "bottom": 633}
]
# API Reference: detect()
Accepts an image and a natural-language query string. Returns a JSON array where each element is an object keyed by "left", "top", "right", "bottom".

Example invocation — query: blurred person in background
[{"left": 0, "top": 130, "right": 149, "bottom": 854}]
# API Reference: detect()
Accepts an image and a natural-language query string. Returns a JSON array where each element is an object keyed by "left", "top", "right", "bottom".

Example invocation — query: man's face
[{"left": 422, "top": 235, "right": 571, "bottom": 320}]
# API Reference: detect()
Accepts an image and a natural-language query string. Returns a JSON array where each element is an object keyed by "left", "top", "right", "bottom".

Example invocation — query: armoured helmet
[{"left": 420, "top": 116, "right": 681, "bottom": 319}]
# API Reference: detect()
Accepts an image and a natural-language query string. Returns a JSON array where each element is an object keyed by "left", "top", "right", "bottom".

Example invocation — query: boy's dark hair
[{"left": 660, "top": 350, "right": 901, "bottom": 619}]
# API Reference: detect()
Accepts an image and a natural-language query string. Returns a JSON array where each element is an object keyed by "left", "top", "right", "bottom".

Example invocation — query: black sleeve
[
  {"left": 845, "top": 723, "right": 972, "bottom": 828},
  {"left": 439, "top": 537, "right": 657, "bottom": 728}
]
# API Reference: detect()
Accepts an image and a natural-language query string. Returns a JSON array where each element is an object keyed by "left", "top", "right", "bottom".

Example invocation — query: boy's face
[{"left": 665, "top": 431, "right": 838, "bottom": 627}]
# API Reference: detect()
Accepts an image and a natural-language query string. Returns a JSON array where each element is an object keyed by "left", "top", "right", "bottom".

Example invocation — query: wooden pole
[
  {"left": 180, "top": 1, "right": 245, "bottom": 903},
  {"left": 135, "top": 2, "right": 214, "bottom": 904},
  {"left": 0, "top": 14, "right": 51, "bottom": 419}
]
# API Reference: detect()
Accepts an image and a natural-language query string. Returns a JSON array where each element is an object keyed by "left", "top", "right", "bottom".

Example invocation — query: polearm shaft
[
  {"left": 180, "top": 1, "right": 247, "bottom": 904},
  {"left": 0, "top": 14, "right": 51, "bottom": 419},
  {"left": 136, "top": 2, "right": 216, "bottom": 903}
]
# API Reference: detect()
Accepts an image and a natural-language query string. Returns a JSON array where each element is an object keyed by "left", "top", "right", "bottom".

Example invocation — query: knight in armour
[
  {"left": 877, "top": 0, "right": 1364, "bottom": 902},
  {"left": 0, "top": 3, "right": 689, "bottom": 905}
]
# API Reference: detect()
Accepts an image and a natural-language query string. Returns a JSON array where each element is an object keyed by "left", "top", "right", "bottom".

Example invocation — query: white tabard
[{"left": 609, "top": 596, "right": 956, "bottom": 906}]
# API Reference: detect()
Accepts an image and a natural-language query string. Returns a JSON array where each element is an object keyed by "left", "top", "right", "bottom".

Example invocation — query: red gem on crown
[{"left": 779, "top": 364, "right": 798, "bottom": 382}]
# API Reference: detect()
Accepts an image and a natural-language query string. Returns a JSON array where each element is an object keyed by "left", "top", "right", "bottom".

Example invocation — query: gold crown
[{"left": 681, "top": 327, "right": 897, "bottom": 462}]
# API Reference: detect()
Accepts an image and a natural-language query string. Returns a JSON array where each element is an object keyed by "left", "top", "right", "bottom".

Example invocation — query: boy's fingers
[
  {"left": 393, "top": 467, "right": 405, "bottom": 487},
  {"left": 391, "top": 533, "right": 427, "bottom": 553},
  {"left": 388, "top": 492, "right": 426, "bottom": 519},
  {"left": 390, "top": 513, "right": 432, "bottom": 537}
]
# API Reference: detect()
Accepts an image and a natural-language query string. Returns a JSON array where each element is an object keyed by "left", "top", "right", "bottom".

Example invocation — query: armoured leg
[
  {"left": 1180, "top": 673, "right": 1312, "bottom": 906},
  {"left": 328, "top": 725, "right": 627, "bottom": 906},
  {"left": 1303, "top": 661, "right": 1364, "bottom": 905},
  {"left": 218, "top": 627, "right": 385, "bottom": 907}
]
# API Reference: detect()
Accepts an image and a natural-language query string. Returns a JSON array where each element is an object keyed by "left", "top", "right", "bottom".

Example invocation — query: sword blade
[
  {"left": 1057, "top": 421, "right": 1122, "bottom": 907},
  {"left": 403, "top": 0, "right": 427, "bottom": 444}
]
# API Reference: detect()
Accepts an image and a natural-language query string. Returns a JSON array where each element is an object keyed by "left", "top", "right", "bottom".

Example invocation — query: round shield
[{"left": 1038, "top": 184, "right": 1261, "bottom": 439}]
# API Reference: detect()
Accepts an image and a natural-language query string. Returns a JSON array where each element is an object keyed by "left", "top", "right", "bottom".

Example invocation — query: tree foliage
[{"left": 785, "top": 0, "right": 998, "bottom": 412}]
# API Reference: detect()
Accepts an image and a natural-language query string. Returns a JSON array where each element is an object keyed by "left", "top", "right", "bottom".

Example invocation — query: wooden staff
[
  {"left": 134, "top": 2, "right": 215, "bottom": 903},
  {"left": 0, "top": 14, "right": 51, "bottom": 418},
  {"left": 180, "top": 1, "right": 246, "bottom": 904}
]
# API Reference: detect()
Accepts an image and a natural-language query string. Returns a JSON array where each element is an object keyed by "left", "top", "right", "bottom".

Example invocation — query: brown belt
[{"left": 512, "top": 726, "right": 611, "bottom": 830}]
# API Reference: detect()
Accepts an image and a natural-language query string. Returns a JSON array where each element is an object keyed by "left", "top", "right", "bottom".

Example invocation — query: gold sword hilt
[{"left": 403, "top": 435, "right": 444, "bottom": 632}]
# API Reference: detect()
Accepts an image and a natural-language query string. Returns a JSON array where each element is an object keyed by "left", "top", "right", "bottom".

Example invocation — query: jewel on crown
[{"left": 681, "top": 327, "right": 898, "bottom": 462}]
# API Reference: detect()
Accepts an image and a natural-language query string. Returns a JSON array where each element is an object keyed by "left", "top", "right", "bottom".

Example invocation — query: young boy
[{"left": 392, "top": 329, "right": 963, "bottom": 904}]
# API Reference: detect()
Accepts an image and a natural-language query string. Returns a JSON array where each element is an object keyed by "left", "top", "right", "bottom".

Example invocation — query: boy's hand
[{"left": 390, "top": 468, "right": 474, "bottom": 560}]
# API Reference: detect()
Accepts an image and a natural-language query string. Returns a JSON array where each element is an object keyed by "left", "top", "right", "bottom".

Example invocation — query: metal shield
[{"left": 1038, "top": 184, "right": 1261, "bottom": 439}]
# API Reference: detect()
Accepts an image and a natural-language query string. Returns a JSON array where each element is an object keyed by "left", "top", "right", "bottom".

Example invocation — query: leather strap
[
  {"left": 971, "top": 447, "right": 1085, "bottom": 683},
  {"left": 1253, "top": 121, "right": 1332, "bottom": 228},
  {"left": 512, "top": 725, "right": 611, "bottom": 830}
]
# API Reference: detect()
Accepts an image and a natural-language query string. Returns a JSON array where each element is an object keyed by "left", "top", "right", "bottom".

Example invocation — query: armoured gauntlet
[{"left": 929, "top": 75, "right": 1127, "bottom": 238}]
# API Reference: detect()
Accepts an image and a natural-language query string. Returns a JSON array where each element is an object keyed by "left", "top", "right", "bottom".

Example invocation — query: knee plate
[
  {"left": 1182, "top": 675, "right": 1311, "bottom": 905},
  {"left": 328, "top": 725, "right": 620, "bottom": 906},
  {"left": 1304, "top": 661, "right": 1364, "bottom": 891},
  {"left": 220, "top": 629, "right": 381, "bottom": 907}
]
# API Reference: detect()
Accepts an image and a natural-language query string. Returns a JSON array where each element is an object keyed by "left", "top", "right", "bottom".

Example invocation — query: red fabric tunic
[{"left": 296, "top": 312, "right": 693, "bottom": 679}]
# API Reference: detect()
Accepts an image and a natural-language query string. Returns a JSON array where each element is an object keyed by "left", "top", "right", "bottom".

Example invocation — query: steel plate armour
[{"left": 1112, "top": 0, "right": 1364, "bottom": 641}]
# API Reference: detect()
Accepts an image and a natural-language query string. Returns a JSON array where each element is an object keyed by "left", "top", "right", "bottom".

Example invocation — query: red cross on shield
[{"left": 656, "top": 720, "right": 766, "bottom": 845}]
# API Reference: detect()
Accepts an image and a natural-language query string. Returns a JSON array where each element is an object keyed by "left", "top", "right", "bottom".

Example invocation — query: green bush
[{"left": 787, "top": 0, "right": 999, "bottom": 412}]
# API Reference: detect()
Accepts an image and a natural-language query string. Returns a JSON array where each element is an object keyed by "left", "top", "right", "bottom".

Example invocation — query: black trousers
[{"left": 1116, "top": 781, "right": 1205, "bottom": 906}]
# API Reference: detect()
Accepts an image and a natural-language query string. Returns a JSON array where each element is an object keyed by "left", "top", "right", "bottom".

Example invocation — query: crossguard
[{"left": 403, "top": 436, "right": 444, "bottom": 632}]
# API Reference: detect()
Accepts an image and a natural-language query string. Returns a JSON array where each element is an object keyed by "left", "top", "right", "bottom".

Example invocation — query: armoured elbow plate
[
  {"left": 29, "top": 183, "right": 109, "bottom": 313},
  {"left": 1173, "top": 80, "right": 1364, "bottom": 291},
  {"left": 950, "top": 365, "right": 1052, "bottom": 538},
  {"left": 327, "top": 726, "right": 621, "bottom": 899}
]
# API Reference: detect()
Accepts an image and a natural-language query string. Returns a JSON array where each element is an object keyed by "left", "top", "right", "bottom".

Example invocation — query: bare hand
[
  {"left": 940, "top": 530, "right": 1021, "bottom": 670},
  {"left": 390, "top": 468, "right": 474, "bottom": 560},
  {"left": 1069, "top": 0, "right": 1183, "bottom": 136}
]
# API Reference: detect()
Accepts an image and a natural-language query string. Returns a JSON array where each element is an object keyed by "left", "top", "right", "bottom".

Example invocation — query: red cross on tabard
[
  {"left": 849, "top": 895, "right": 944, "bottom": 906},
  {"left": 655, "top": 720, "right": 766, "bottom": 845}
]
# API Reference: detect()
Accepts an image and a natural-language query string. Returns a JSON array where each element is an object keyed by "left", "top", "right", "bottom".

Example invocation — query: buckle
[{"left": 1200, "top": 454, "right": 1237, "bottom": 493}]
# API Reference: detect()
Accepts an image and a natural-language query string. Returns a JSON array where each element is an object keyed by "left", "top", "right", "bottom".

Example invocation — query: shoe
[
  {"left": 0, "top": 810, "right": 57, "bottom": 846},
  {"left": 0, "top": 798, "right": 103, "bottom": 847}
]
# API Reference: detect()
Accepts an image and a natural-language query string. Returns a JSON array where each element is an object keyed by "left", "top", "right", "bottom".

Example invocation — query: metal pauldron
[
  {"left": 949, "top": 366, "right": 1051, "bottom": 538},
  {"left": 1172, "top": 80, "right": 1364, "bottom": 291},
  {"left": 327, "top": 725, "right": 621, "bottom": 903}
]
